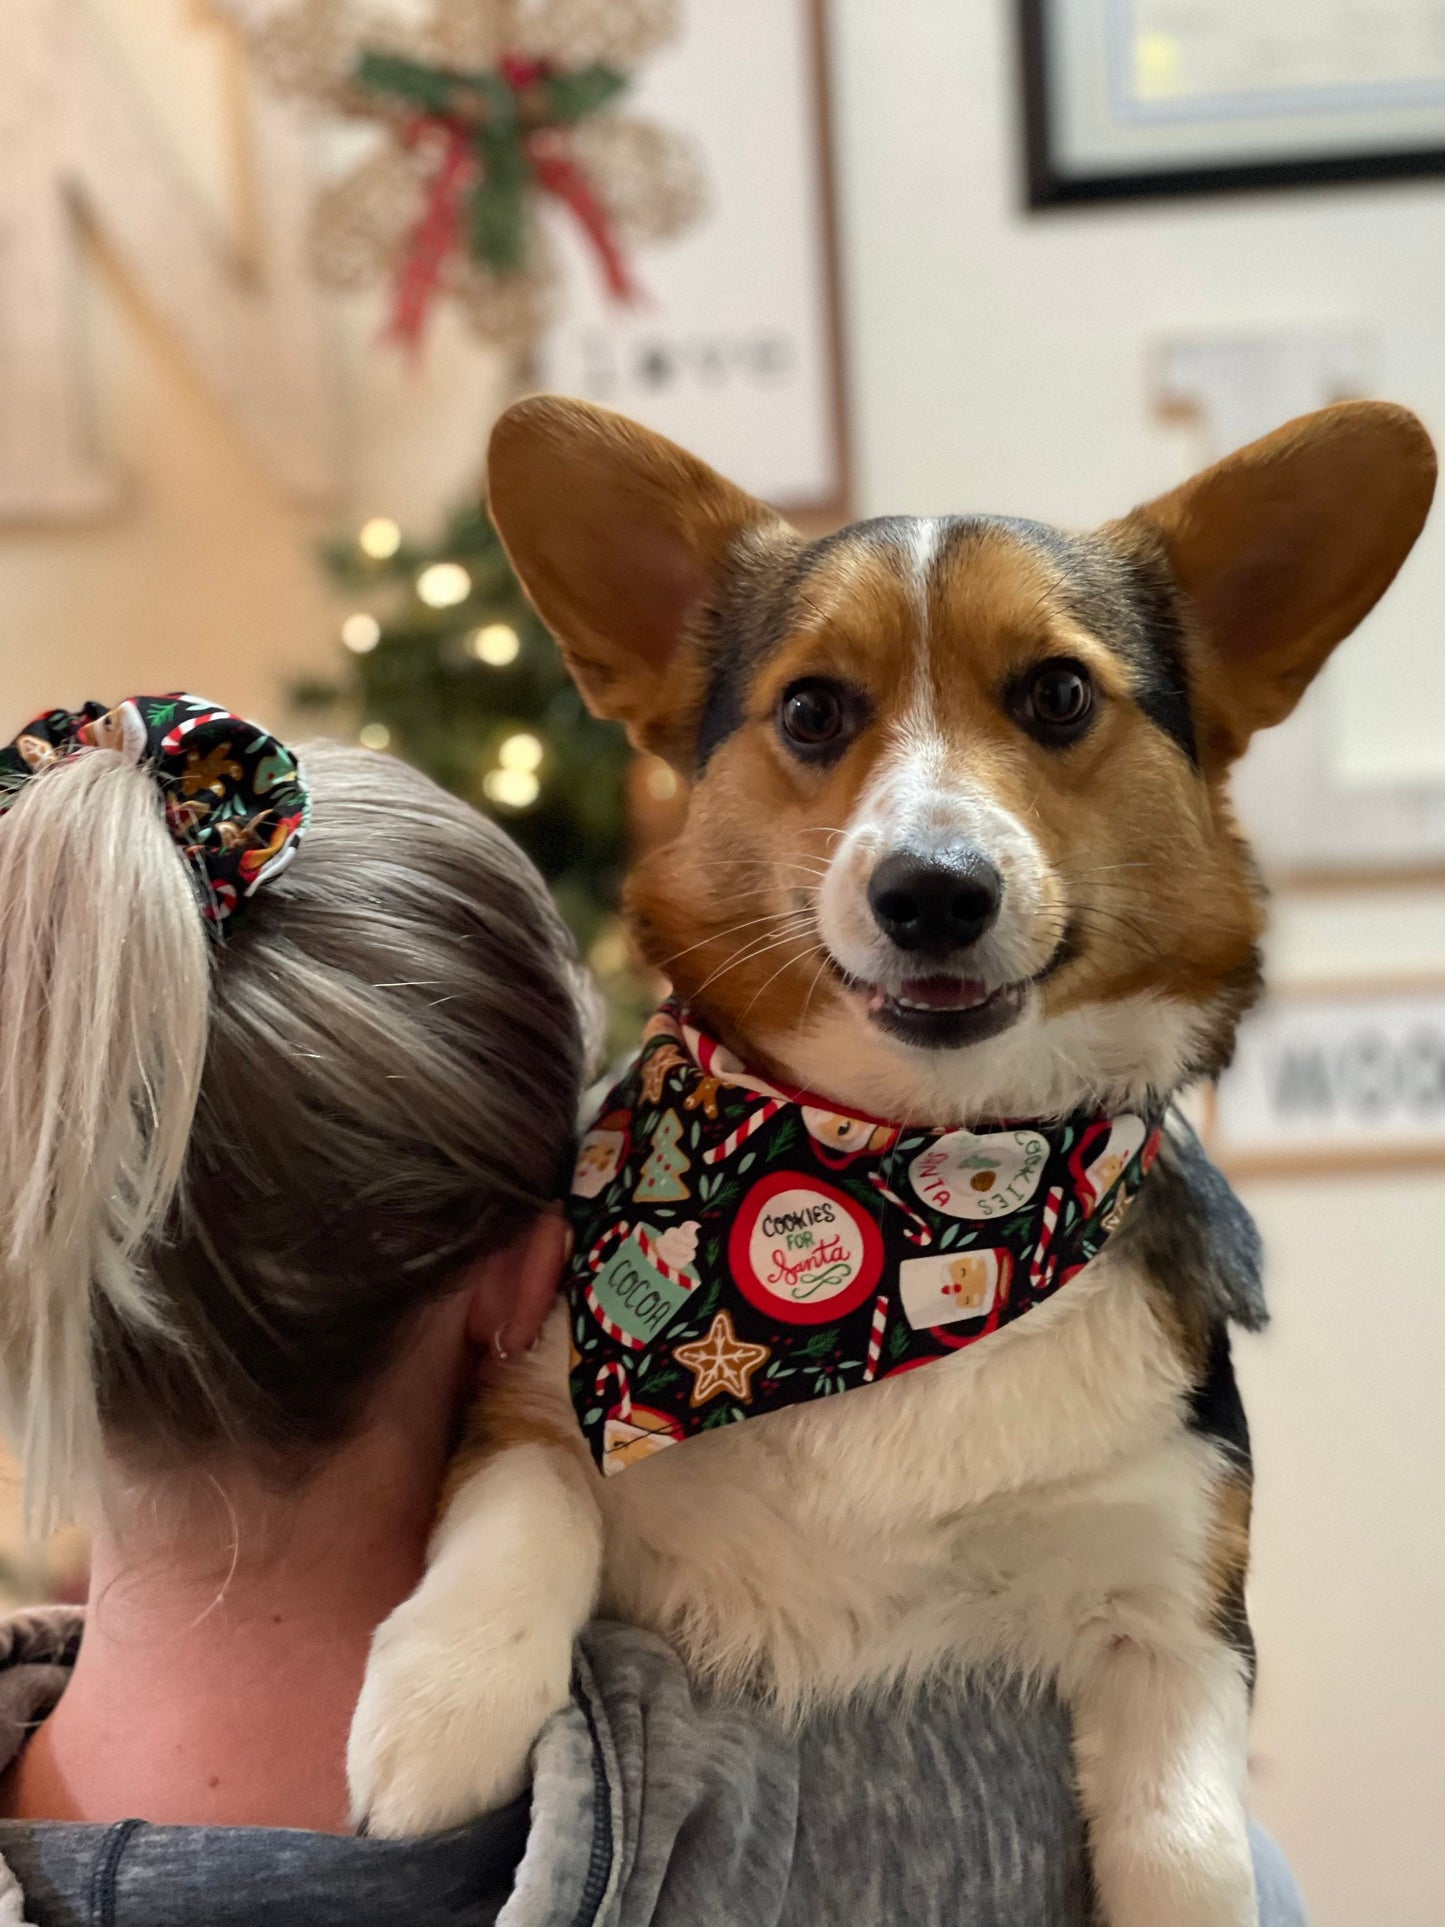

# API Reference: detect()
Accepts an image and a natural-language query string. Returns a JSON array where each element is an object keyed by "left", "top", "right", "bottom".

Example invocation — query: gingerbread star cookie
[{"left": 673, "top": 1310, "right": 770, "bottom": 1407}]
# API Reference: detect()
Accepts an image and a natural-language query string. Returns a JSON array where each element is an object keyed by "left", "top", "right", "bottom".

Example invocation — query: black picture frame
[{"left": 1018, "top": 0, "right": 1445, "bottom": 207}]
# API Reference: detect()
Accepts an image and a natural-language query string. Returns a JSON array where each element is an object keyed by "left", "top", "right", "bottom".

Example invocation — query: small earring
[{"left": 491, "top": 1332, "right": 510, "bottom": 1362}]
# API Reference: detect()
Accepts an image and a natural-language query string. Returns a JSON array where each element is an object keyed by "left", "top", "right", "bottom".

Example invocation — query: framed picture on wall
[
  {"left": 1205, "top": 979, "right": 1445, "bottom": 1176},
  {"left": 537, "top": 0, "right": 848, "bottom": 522},
  {"left": 1019, "top": 0, "right": 1445, "bottom": 204}
]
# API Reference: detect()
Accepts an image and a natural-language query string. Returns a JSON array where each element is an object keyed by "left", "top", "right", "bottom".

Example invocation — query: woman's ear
[
  {"left": 486, "top": 396, "right": 792, "bottom": 768},
  {"left": 463, "top": 1210, "right": 572, "bottom": 1360},
  {"left": 1114, "top": 400, "right": 1436, "bottom": 765}
]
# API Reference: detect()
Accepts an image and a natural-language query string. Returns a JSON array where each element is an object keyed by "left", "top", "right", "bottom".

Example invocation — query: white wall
[{"left": 827, "top": 4, "right": 1445, "bottom": 1921}]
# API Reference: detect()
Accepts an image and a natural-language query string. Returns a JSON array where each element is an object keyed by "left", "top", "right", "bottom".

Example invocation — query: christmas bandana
[{"left": 566, "top": 1003, "right": 1163, "bottom": 1476}]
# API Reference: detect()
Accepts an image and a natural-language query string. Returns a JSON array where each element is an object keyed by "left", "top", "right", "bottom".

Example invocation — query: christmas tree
[{"left": 292, "top": 499, "right": 663, "bottom": 1043}]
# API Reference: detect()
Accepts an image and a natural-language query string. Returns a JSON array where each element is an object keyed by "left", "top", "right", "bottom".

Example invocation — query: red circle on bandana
[{"left": 728, "top": 1170, "right": 883, "bottom": 1326}]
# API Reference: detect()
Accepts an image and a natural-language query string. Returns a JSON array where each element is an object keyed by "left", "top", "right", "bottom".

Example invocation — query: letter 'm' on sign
[{"left": 0, "top": 0, "right": 336, "bottom": 520}]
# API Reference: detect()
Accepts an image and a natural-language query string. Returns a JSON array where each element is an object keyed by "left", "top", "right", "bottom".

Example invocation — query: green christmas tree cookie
[{"left": 635, "top": 1109, "right": 690, "bottom": 1203}]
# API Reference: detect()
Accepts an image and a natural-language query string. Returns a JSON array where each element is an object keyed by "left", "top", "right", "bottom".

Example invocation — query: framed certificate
[{"left": 1021, "top": 0, "right": 1445, "bottom": 204}]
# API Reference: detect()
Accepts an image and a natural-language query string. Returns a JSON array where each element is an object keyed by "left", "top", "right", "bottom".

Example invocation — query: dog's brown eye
[
  {"left": 1019, "top": 660, "right": 1094, "bottom": 741},
  {"left": 780, "top": 680, "right": 847, "bottom": 750}
]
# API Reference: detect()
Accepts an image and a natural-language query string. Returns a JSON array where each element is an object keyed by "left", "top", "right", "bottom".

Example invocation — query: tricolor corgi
[{"left": 349, "top": 396, "right": 1435, "bottom": 1926}]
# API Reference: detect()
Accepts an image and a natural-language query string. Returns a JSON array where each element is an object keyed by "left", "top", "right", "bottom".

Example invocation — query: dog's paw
[
  {"left": 347, "top": 1581, "right": 573, "bottom": 1838},
  {"left": 1091, "top": 1818, "right": 1259, "bottom": 1927}
]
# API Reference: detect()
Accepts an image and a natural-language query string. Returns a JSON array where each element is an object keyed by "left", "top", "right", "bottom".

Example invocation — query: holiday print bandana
[
  {"left": 566, "top": 1003, "right": 1164, "bottom": 1476},
  {"left": 0, "top": 694, "right": 309, "bottom": 940}
]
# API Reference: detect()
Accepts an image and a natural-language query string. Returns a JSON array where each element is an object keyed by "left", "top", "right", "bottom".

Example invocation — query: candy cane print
[
  {"left": 585, "top": 1219, "right": 630, "bottom": 1272},
  {"left": 867, "top": 1168, "right": 932, "bottom": 1245},
  {"left": 1030, "top": 1185, "right": 1064, "bottom": 1293},
  {"left": 862, "top": 1293, "right": 891, "bottom": 1383},
  {"left": 594, "top": 1360, "right": 633, "bottom": 1426},
  {"left": 160, "top": 707, "right": 231, "bottom": 756},
  {"left": 702, "top": 1098, "right": 783, "bottom": 1166},
  {"left": 580, "top": 1221, "right": 649, "bottom": 1350},
  {"left": 632, "top": 1223, "right": 693, "bottom": 1288}
]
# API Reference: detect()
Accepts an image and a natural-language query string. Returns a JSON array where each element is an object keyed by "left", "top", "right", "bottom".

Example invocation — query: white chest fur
[{"left": 595, "top": 1249, "right": 1223, "bottom": 1715}]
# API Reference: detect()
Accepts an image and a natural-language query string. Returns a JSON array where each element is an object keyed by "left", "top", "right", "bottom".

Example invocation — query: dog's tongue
[{"left": 868, "top": 977, "right": 991, "bottom": 1013}]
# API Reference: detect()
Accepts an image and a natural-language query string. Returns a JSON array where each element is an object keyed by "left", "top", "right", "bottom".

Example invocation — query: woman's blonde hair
[{"left": 0, "top": 738, "right": 588, "bottom": 1529}]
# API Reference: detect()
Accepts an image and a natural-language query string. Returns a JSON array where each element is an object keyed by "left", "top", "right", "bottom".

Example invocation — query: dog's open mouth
[{"left": 850, "top": 974, "right": 1028, "bottom": 1050}]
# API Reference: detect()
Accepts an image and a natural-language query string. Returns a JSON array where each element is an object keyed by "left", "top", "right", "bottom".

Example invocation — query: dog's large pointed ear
[
  {"left": 487, "top": 397, "right": 789, "bottom": 765},
  {"left": 1116, "top": 401, "right": 1436, "bottom": 764}
]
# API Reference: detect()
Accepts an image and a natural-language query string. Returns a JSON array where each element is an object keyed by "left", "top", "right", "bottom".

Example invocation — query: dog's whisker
[
  {"left": 800, "top": 950, "right": 836, "bottom": 1024},
  {"left": 654, "top": 909, "right": 810, "bottom": 971},
  {"left": 1072, "top": 900, "right": 1173, "bottom": 936},
  {"left": 736, "top": 939, "right": 826, "bottom": 1026},
  {"left": 688, "top": 921, "right": 823, "bottom": 998}
]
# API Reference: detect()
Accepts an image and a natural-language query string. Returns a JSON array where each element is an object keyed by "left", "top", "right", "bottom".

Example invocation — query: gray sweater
[{"left": 0, "top": 1608, "right": 1305, "bottom": 1926}]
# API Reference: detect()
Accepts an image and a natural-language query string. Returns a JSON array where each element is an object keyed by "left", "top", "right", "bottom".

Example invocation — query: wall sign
[
  {"left": 1209, "top": 983, "right": 1445, "bottom": 1174},
  {"left": 536, "top": 0, "right": 847, "bottom": 519}
]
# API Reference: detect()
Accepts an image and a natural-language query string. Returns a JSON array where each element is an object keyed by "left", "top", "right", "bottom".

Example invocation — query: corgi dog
[{"left": 349, "top": 396, "right": 1435, "bottom": 1925}]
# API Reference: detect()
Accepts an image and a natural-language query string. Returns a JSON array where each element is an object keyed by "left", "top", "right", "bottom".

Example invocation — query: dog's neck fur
[{"left": 742, "top": 988, "right": 1222, "bottom": 1129}]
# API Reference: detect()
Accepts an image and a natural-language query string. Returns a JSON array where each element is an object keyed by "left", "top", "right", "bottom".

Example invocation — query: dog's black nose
[{"left": 867, "top": 851, "right": 1002, "bottom": 953}]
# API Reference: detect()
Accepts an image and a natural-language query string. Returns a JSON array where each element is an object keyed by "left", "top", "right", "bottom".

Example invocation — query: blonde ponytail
[{"left": 0, "top": 750, "right": 209, "bottom": 1528}]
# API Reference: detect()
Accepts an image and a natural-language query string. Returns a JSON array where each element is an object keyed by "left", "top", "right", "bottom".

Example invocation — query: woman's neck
[{"left": 1, "top": 1312, "right": 469, "bottom": 1832}]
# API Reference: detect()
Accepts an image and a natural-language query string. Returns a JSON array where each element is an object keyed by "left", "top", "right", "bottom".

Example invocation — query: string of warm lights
[
  {"left": 295, "top": 498, "right": 639, "bottom": 1047},
  {"left": 335, "top": 516, "right": 535, "bottom": 809}
]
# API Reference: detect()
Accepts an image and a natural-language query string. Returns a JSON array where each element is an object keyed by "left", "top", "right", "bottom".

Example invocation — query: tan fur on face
[{"left": 627, "top": 521, "right": 1262, "bottom": 1089}]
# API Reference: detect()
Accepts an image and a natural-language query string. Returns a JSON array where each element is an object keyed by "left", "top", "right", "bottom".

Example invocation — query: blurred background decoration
[
  {"left": 293, "top": 496, "right": 656, "bottom": 1043},
  {"left": 0, "top": 2, "right": 1442, "bottom": 1921},
  {"left": 242, "top": 0, "right": 706, "bottom": 355}
]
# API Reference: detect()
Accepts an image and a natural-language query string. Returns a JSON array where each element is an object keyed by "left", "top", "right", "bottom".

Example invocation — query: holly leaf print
[
  {"left": 700, "top": 1405, "right": 744, "bottom": 1431},
  {"left": 737, "top": 1151, "right": 757, "bottom": 1175},
  {"left": 887, "top": 1321, "right": 910, "bottom": 1361},
  {"left": 799, "top": 1327, "right": 842, "bottom": 1359},
  {"left": 583, "top": 1405, "right": 603, "bottom": 1426},
  {"left": 691, "top": 1278, "right": 723, "bottom": 1321}
]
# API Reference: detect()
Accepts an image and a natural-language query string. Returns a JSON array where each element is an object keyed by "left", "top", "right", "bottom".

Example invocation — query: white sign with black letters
[
  {"left": 1212, "top": 987, "right": 1445, "bottom": 1167},
  {"left": 536, "top": 0, "right": 842, "bottom": 515}
]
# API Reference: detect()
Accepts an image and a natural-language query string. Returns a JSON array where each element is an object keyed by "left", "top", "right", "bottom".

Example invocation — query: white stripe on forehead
[
  {"left": 897, "top": 517, "right": 950, "bottom": 721},
  {"left": 889, "top": 517, "right": 947, "bottom": 738},
  {"left": 901, "top": 517, "right": 950, "bottom": 618}
]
